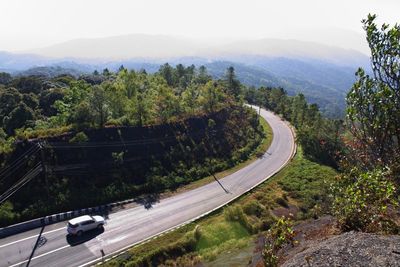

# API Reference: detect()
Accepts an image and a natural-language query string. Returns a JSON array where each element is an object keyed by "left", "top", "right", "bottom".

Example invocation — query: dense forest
[{"left": 0, "top": 64, "right": 266, "bottom": 225}]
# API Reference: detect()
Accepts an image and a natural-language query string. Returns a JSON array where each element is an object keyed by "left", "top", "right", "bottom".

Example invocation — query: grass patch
[
  {"left": 238, "top": 146, "right": 336, "bottom": 207},
  {"left": 274, "top": 148, "right": 337, "bottom": 213},
  {"left": 196, "top": 218, "right": 250, "bottom": 251},
  {"left": 199, "top": 237, "right": 251, "bottom": 262}
]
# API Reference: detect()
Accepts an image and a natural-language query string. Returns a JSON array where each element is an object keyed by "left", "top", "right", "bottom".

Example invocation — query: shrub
[
  {"left": 331, "top": 167, "right": 398, "bottom": 233},
  {"left": 0, "top": 201, "right": 18, "bottom": 226},
  {"left": 69, "top": 131, "right": 88, "bottom": 143},
  {"left": 263, "top": 216, "right": 295, "bottom": 267},
  {"left": 243, "top": 200, "right": 264, "bottom": 217},
  {"left": 223, "top": 205, "right": 253, "bottom": 232}
]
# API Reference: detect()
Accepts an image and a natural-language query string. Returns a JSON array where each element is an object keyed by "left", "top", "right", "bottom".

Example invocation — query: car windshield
[{"left": 68, "top": 222, "right": 78, "bottom": 228}]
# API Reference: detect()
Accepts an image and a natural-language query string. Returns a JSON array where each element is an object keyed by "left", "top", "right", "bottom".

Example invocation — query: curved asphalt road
[{"left": 0, "top": 106, "right": 295, "bottom": 267}]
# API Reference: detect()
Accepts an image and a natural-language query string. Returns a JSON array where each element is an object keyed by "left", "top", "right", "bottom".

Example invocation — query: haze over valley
[{"left": 0, "top": 34, "right": 370, "bottom": 117}]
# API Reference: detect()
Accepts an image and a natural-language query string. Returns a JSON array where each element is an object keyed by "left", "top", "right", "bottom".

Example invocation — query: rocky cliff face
[{"left": 282, "top": 231, "right": 400, "bottom": 267}]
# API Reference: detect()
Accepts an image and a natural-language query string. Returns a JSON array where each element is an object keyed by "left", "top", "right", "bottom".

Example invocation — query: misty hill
[
  {"left": 27, "top": 34, "right": 369, "bottom": 68},
  {"left": 204, "top": 61, "right": 348, "bottom": 117},
  {"left": 31, "top": 34, "right": 206, "bottom": 60},
  {"left": 0, "top": 51, "right": 52, "bottom": 72}
]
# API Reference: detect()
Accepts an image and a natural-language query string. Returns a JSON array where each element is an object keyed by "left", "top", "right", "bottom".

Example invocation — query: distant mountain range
[
  {"left": 0, "top": 34, "right": 371, "bottom": 117},
  {"left": 22, "top": 34, "right": 369, "bottom": 67}
]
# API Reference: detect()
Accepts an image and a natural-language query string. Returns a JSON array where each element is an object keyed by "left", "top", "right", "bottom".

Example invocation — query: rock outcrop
[{"left": 282, "top": 231, "right": 400, "bottom": 267}]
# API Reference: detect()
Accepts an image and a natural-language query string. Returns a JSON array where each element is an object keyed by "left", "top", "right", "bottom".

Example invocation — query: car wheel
[
  {"left": 97, "top": 224, "right": 104, "bottom": 229},
  {"left": 77, "top": 230, "right": 83, "bottom": 236}
]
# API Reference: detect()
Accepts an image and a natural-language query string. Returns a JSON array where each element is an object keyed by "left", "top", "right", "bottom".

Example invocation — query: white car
[{"left": 67, "top": 215, "right": 105, "bottom": 236}]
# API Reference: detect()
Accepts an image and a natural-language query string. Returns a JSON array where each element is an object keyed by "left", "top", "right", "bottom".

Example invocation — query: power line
[
  {"left": 0, "top": 145, "right": 38, "bottom": 176},
  {"left": 0, "top": 145, "right": 40, "bottom": 182},
  {"left": 0, "top": 163, "right": 43, "bottom": 204}
]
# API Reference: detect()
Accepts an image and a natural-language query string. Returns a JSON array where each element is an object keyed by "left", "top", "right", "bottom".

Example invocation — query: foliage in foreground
[
  {"left": 333, "top": 15, "right": 400, "bottom": 233},
  {"left": 263, "top": 217, "right": 295, "bottom": 267},
  {"left": 332, "top": 168, "right": 398, "bottom": 233},
  {"left": 346, "top": 14, "right": 400, "bottom": 173}
]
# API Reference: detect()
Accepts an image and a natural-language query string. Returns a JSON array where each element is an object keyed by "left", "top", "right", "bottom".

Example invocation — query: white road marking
[
  {"left": 0, "top": 227, "right": 65, "bottom": 248},
  {"left": 9, "top": 244, "right": 70, "bottom": 267}
]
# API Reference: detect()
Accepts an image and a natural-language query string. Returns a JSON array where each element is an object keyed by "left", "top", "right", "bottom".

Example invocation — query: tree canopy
[{"left": 346, "top": 14, "right": 400, "bottom": 171}]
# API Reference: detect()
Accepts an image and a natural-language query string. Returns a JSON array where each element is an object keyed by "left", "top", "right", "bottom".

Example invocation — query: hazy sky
[{"left": 0, "top": 0, "right": 399, "bottom": 53}]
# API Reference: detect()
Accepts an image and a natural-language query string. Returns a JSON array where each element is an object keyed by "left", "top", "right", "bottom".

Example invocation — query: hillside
[
  {"left": 204, "top": 61, "right": 351, "bottom": 117},
  {"left": 0, "top": 106, "right": 264, "bottom": 226},
  {"left": 2, "top": 58, "right": 355, "bottom": 117}
]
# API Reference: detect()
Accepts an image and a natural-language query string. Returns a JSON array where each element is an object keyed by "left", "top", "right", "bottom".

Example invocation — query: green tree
[
  {"left": 102, "top": 68, "right": 111, "bottom": 76},
  {"left": 132, "top": 82, "right": 153, "bottom": 126},
  {"left": 22, "top": 93, "right": 39, "bottom": 110},
  {"left": 39, "top": 88, "right": 65, "bottom": 117},
  {"left": 4, "top": 102, "right": 35, "bottom": 134},
  {"left": 104, "top": 82, "right": 128, "bottom": 119},
  {"left": 182, "top": 83, "right": 200, "bottom": 115},
  {"left": 289, "top": 93, "right": 308, "bottom": 128},
  {"left": 71, "top": 101, "right": 93, "bottom": 129},
  {"left": 0, "top": 88, "right": 22, "bottom": 127},
  {"left": 11, "top": 76, "right": 44, "bottom": 94},
  {"left": 199, "top": 81, "right": 226, "bottom": 113},
  {"left": 269, "top": 88, "right": 288, "bottom": 115},
  {"left": 155, "top": 85, "right": 180, "bottom": 123},
  {"left": 159, "top": 63, "right": 175, "bottom": 87},
  {"left": 118, "top": 65, "right": 126, "bottom": 73},
  {"left": 224, "top": 66, "right": 241, "bottom": 100},
  {"left": 90, "top": 85, "right": 109, "bottom": 127},
  {"left": 346, "top": 14, "right": 400, "bottom": 170},
  {"left": 118, "top": 70, "right": 138, "bottom": 99},
  {"left": 53, "top": 80, "right": 91, "bottom": 125},
  {"left": 197, "top": 65, "right": 211, "bottom": 84}
]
